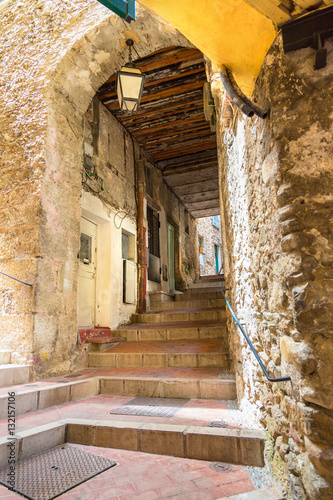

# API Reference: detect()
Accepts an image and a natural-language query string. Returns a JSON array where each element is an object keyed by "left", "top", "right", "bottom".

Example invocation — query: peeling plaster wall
[
  {"left": 0, "top": 0, "right": 193, "bottom": 377},
  {"left": 212, "top": 37, "right": 333, "bottom": 499}
]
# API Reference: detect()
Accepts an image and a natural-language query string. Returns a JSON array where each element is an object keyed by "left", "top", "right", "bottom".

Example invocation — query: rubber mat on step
[
  {"left": 109, "top": 397, "right": 189, "bottom": 418},
  {"left": 0, "top": 444, "right": 116, "bottom": 500}
]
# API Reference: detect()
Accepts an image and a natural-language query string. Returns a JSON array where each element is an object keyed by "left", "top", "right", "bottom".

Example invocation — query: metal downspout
[{"left": 137, "top": 159, "right": 147, "bottom": 314}]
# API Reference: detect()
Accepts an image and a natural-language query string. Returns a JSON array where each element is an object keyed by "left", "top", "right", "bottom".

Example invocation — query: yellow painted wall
[{"left": 139, "top": 0, "right": 277, "bottom": 92}]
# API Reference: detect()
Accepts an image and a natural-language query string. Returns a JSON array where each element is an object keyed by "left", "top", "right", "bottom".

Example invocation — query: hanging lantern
[{"left": 116, "top": 39, "right": 146, "bottom": 114}]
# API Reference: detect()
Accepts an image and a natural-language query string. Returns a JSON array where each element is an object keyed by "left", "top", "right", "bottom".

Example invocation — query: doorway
[
  {"left": 168, "top": 222, "right": 175, "bottom": 290},
  {"left": 77, "top": 217, "right": 97, "bottom": 327},
  {"left": 147, "top": 206, "right": 161, "bottom": 283}
]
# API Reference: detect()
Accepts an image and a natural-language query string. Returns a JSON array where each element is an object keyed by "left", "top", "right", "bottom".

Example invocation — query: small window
[
  {"left": 122, "top": 230, "right": 135, "bottom": 260},
  {"left": 79, "top": 233, "right": 92, "bottom": 263},
  {"left": 122, "top": 232, "right": 129, "bottom": 260},
  {"left": 212, "top": 215, "right": 220, "bottom": 228},
  {"left": 145, "top": 164, "right": 154, "bottom": 198}
]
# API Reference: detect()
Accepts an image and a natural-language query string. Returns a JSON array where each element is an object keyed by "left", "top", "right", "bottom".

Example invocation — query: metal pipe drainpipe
[
  {"left": 219, "top": 66, "right": 268, "bottom": 119},
  {"left": 137, "top": 159, "right": 147, "bottom": 314}
]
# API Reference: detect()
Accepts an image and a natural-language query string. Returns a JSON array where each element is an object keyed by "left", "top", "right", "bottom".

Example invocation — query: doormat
[
  {"left": 0, "top": 444, "right": 117, "bottom": 500},
  {"left": 109, "top": 397, "right": 189, "bottom": 418}
]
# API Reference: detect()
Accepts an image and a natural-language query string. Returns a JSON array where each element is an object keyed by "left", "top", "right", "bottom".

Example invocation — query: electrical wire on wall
[{"left": 81, "top": 166, "right": 136, "bottom": 230}]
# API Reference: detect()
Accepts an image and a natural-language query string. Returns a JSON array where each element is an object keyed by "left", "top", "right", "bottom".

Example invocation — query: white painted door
[{"left": 78, "top": 217, "right": 97, "bottom": 327}]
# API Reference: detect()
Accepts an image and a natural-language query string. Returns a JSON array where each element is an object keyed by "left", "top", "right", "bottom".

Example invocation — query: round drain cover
[
  {"left": 209, "top": 462, "right": 234, "bottom": 473},
  {"left": 207, "top": 420, "right": 228, "bottom": 428}
]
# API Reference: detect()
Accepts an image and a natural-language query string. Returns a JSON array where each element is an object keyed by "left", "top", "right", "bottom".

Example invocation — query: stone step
[
  {"left": 198, "top": 274, "right": 225, "bottom": 282},
  {"left": 185, "top": 286, "right": 225, "bottom": 295},
  {"left": 114, "top": 322, "right": 227, "bottom": 341},
  {"left": 132, "top": 307, "right": 226, "bottom": 324},
  {"left": 150, "top": 298, "right": 225, "bottom": 311},
  {"left": 99, "top": 368, "right": 236, "bottom": 399},
  {"left": 0, "top": 368, "right": 236, "bottom": 419},
  {"left": 66, "top": 418, "right": 265, "bottom": 467},
  {"left": 189, "top": 280, "right": 225, "bottom": 289},
  {"left": 0, "top": 365, "right": 31, "bottom": 388},
  {"left": 88, "top": 339, "right": 229, "bottom": 369},
  {"left": 175, "top": 290, "right": 223, "bottom": 301},
  {"left": 0, "top": 402, "right": 265, "bottom": 469}
]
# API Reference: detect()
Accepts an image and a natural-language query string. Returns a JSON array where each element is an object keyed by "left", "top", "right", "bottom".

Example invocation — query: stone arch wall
[
  {"left": 211, "top": 36, "right": 333, "bottom": 499},
  {"left": 0, "top": 0, "right": 191, "bottom": 376}
]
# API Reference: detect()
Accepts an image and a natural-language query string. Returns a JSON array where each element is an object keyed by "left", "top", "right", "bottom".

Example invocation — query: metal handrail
[
  {"left": 221, "top": 289, "right": 291, "bottom": 383},
  {"left": 0, "top": 271, "right": 32, "bottom": 287}
]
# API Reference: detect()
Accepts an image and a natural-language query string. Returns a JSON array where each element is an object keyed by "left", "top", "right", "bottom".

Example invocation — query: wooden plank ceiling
[{"left": 97, "top": 46, "right": 219, "bottom": 219}]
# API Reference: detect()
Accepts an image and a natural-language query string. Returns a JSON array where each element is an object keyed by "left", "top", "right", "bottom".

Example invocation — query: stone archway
[{"left": 33, "top": 5, "right": 193, "bottom": 376}]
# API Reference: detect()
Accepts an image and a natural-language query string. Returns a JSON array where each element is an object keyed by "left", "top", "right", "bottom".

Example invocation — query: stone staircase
[
  {"left": 88, "top": 275, "right": 234, "bottom": 400},
  {"left": 0, "top": 276, "right": 272, "bottom": 494}
]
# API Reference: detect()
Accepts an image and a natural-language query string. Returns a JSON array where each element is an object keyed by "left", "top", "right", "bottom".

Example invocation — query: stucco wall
[{"left": 211, "top": 36, "right": 333, "bottom": 499}]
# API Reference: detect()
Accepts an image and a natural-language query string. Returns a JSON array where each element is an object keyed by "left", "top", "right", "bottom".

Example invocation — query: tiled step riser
[
  {"left": 67, "top": 421, "right": 265, "bottom": 467},
  {"left": 150, "top": 298, "right": 225, "bottom": 311},
  {"left": 120, "top": 326, "right": 227, "bottom": 342},
  {"left": 100, "top": 378, "right": 236, "bottom": 400},
  {"left": 132, "top": 310, "right": 226, "bottom": 324},
  {"left": 88, "top": 352, "right": 229, "bottom": 369}
]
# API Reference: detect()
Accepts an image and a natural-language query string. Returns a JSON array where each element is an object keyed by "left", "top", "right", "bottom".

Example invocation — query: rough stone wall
[
  {"left": 212, "top": 37, "right": 333, "bottom": 499},
  {"left": 197, "top": 216, "right": 222, "bottom": 275},
  {"left": 0, "top": 0, "right": 192, "bottom": 376}
]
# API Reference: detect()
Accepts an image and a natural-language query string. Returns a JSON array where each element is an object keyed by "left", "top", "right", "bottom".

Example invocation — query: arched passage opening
[{"left": 35, "top": 7, "right": 214, "bottom": 377}]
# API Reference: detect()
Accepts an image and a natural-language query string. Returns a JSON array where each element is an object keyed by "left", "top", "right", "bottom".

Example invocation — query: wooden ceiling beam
[
  {"left": 116, "top": 101, "right": 203, "bottom": 128},
  {"left": 164, "top": 167, "right": 218, "bottom": 187},
  {"left": 162, "top": 161, "right": 218, "bottom": 176},
  {"left": 151, "top": 142, "right": 217, "bottom": 161},
  {"left": 158, "top": 149, "right": 218, "bottom": 170},
  {"left": 172, "top": 180, "right": 219, "bottom": 195},
  {"left": 146, "top": 135, "right": 216, "bottom": 157},
  {"left": 144, "top": 128, "right": 212, "bottom": 148},
  {"left": 180, "top": 189, "right": 220, "bottom": 203},
  {"left": 115, "top": 96, "right": 203, "bottom": 123},
  {"left": 131, "top": 113, "right": 206, "bottom": 137},
  {"left": 183, "top": 197, "right": 220, "bottom": 209},
  {"left": 190, "top": 207, "right": 220, "bottom": 218},
  {"left": 138, "top": 123, "right": 212, "bottom": 143},
  {"left": 105, "top": 79, "right": 206, "bottom": 110}
]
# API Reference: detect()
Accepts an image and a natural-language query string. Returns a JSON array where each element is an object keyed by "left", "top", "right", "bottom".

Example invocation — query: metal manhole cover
[
  {"left": 0, "top": 444, "right": 117, "bottom": 500},
  {"left": 209, "top": 462, "right": 234, "bottom": 473},
  {"left": 207, "top": 420, "right": 228, "bottom": 428},
  {"left": 109, "top": 397, "right": 189, "bottom": 418}
]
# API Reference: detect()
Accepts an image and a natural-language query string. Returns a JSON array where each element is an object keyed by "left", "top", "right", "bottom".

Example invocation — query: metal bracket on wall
[
  {"left": 281, "top": 6, "right": 333, "bottom": 70},
  {"left": 96, "top": 0, "right": 135, "bottom": 22}
]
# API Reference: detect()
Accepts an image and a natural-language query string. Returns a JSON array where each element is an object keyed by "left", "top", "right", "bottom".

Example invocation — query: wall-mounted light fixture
[{"left": 116, "top": 39, "right": 146, "bottom": 114}]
